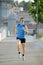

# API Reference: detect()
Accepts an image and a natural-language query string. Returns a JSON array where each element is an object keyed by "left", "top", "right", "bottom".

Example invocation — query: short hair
[{"left": 20, "top": 17, "right": 24, "bottom": 20}]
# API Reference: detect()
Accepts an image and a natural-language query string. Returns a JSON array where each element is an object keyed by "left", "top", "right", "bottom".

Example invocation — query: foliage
[
  {"left": 18, "top": 1, "right": 25, "bottom": 7},
  {"left": 30, "top": 0, "right": 43, "bottom": 23},
  {"left": 18, "top": 1, "right": 29, "bottom": 10},
  {"left": 18, "top": 0, "right": 43, "bottom": 23}
]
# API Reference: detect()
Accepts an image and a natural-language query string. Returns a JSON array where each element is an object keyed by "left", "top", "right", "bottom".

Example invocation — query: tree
[
  {"left": 18, "top": 1, "right": 25, "bottom": 7},
  {"left": 15, "top": 1, "right": 18, "bottom": 6},
  {"left": 18, "top": 1, "right": 29, "bottom": 11},
  {"left": 29, "top": 0, "right": 43, "bottom": 23},
  {"left": 24, "top": 2, "right": 29, "bottom": 10}
]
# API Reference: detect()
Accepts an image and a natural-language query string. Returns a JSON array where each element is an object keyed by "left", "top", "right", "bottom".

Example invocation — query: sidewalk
[{"left": 0, "top": 36, "right": 43, "bottom": 65}]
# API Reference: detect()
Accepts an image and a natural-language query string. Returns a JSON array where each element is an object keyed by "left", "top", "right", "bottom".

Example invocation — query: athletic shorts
[{"left": 16, "top": 37, "right": 26, "bottom": 43}]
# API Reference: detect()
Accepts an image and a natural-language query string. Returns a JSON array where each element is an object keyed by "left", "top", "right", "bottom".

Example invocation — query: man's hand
[{"left": 23, "top": 26, "right": 29, "bottom": 34}]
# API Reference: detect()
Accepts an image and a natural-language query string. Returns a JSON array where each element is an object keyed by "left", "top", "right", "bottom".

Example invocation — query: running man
[{"left": 14, "top": 17, "right": 28, "bottom": 61}]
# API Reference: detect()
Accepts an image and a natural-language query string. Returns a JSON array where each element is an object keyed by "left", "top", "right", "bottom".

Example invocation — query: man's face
[{"left": 20, "top": 19, "right": 24, "bottom": 24}]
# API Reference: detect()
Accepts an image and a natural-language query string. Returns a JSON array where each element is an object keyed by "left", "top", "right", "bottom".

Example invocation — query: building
[
  {"left": 0, "top": 0, "right": 14, "bottom": 27},
  {"left": 0, "top": 0, "right": 16, "bottom": 36}
]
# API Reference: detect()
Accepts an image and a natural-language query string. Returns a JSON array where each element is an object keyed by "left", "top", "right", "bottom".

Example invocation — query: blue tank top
[{"left": 17, "top": 24, "right": 25, "bottom": 39}]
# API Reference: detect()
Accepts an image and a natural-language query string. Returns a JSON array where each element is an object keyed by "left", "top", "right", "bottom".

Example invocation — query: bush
[{"left": 37, "top": 32, "right": 43, "bottom": 38}]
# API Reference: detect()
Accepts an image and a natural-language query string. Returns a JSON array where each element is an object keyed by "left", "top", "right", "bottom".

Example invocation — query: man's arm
[
  {"left": 23, "top": 25, "right": 29, "bottom": 34},
  {"left": 13, "top": 26, "right": 16, "bottom": 35}
]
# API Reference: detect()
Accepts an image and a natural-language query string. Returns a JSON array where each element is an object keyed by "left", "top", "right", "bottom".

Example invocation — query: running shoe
[
  {"left": 22, "top": 56, "right": 25, "bottom": 61},
  {"left": 18, "top": 53, "right": 22, "bottom": 59}
]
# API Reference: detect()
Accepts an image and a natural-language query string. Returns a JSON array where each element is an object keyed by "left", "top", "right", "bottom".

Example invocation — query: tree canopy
[
  {"left": 18, "top": 0, "right": 43, "bottom": 23},
  {"left": 30, "top": 0, "right": 43, "bottom": 23}
]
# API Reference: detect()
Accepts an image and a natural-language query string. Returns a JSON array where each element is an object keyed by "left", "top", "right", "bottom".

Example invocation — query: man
[{"left": 14, "top": 17, "right": 28, "bottom": 61}]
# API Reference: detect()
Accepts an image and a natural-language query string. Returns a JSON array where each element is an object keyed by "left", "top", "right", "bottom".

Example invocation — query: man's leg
[
  {"left": 16, "top": 39, "right": 22, "bottom": 59},
  {"left": 22, "top": 43, "right": 25, "bottom": 56},
  {"left": 22, "top": 43, "right": 25, "bottom": 60},
  {"left": 16, "top": 39, "right": 20, "bottom": 54}
]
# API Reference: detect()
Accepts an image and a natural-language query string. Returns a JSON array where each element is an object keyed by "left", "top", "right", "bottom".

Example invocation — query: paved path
[{"left": 0, "top": 37, "right": 43, "bottom": 65}]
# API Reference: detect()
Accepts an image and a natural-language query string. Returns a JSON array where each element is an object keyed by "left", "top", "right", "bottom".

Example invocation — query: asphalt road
[{"left": 0, "top": 36, "right": 43, "bottom": 65}]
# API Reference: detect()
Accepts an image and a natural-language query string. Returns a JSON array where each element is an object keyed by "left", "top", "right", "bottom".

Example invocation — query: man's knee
[{"left": 22, "top": 43, "right": 25, "bottom": 47}]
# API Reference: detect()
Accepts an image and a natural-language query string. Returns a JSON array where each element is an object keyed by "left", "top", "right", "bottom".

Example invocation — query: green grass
[{"left": 37, "top": 32, "right": 43, "bottom": 38}]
